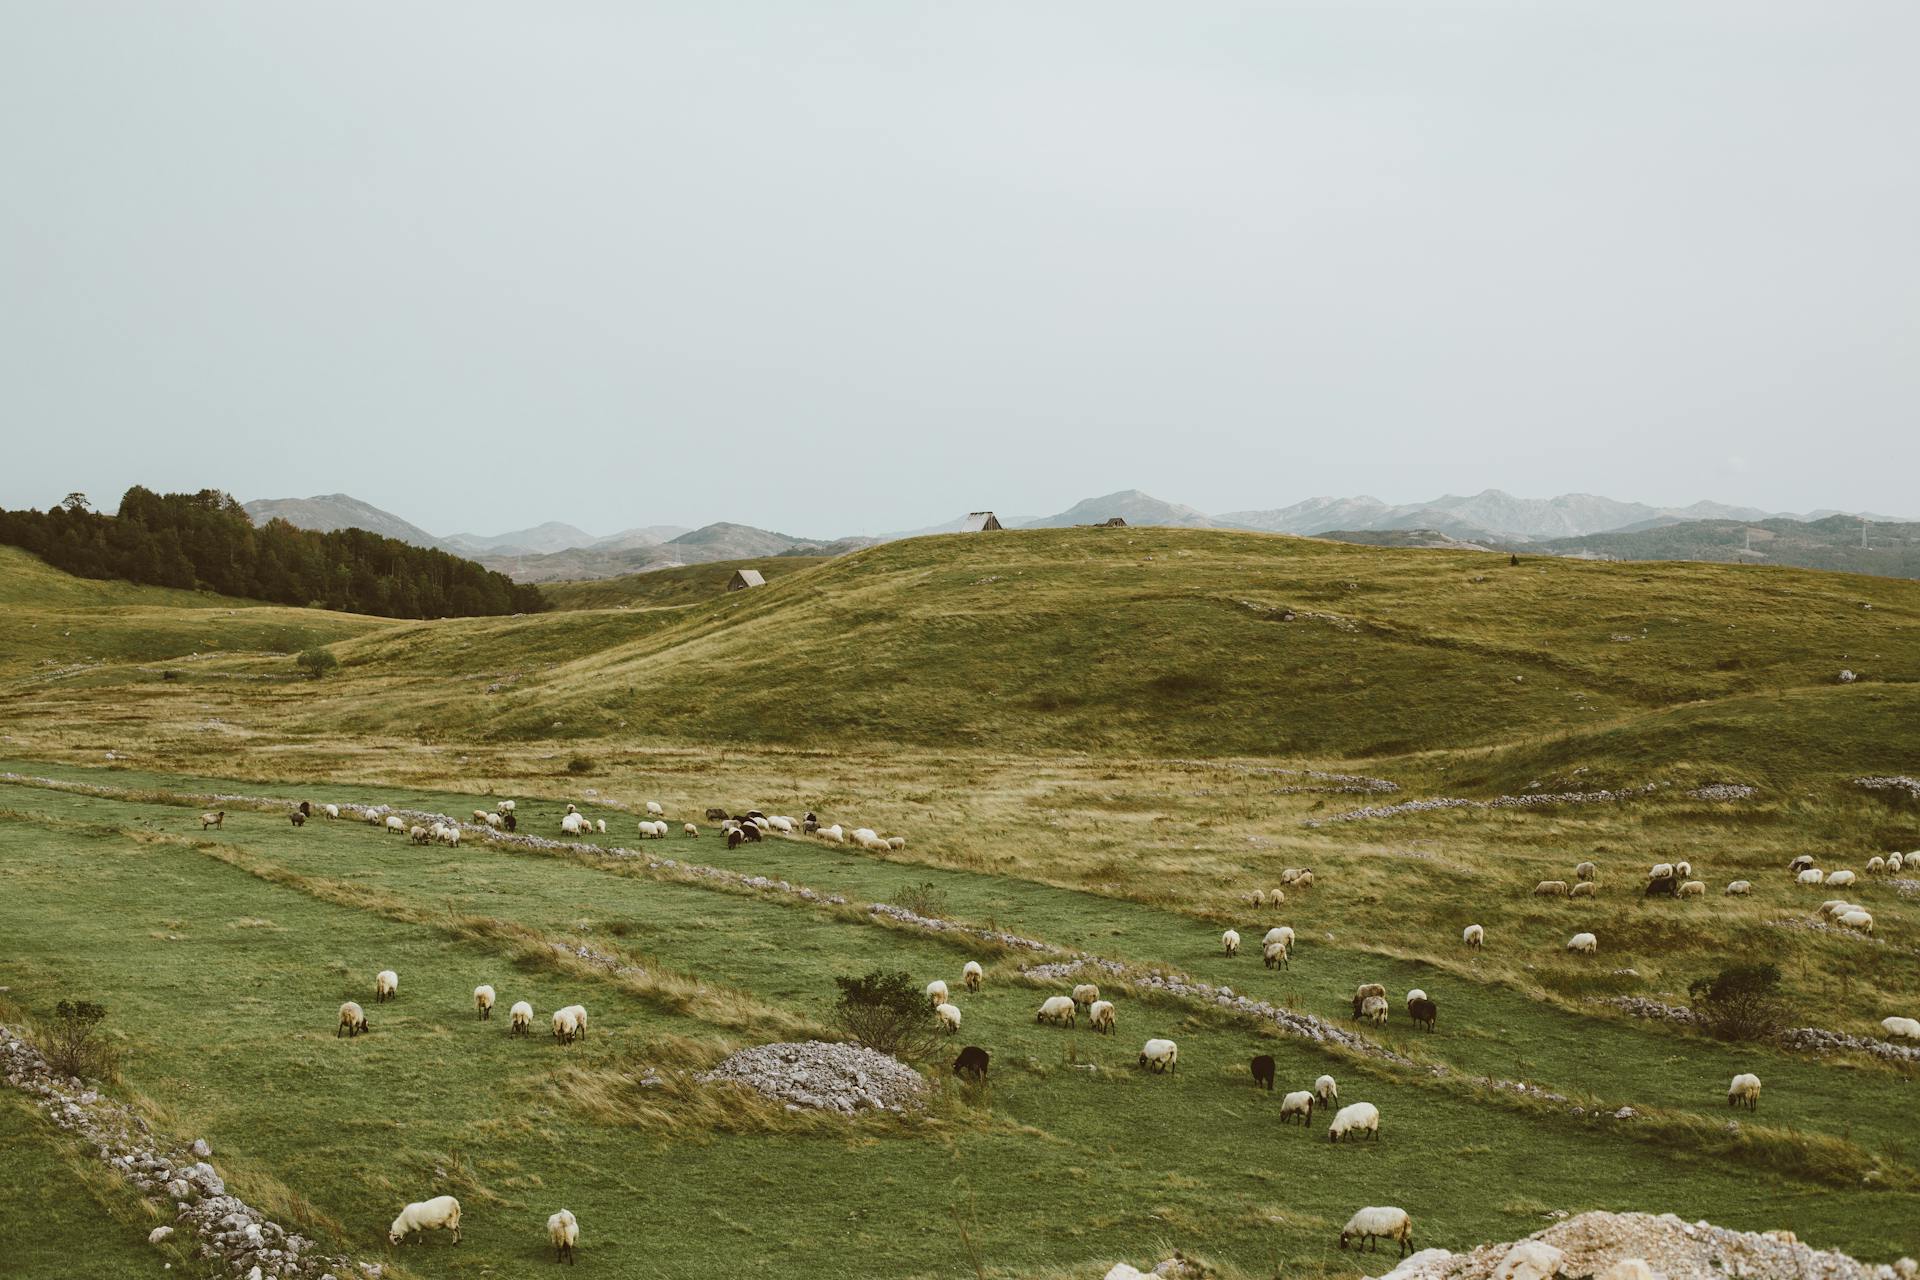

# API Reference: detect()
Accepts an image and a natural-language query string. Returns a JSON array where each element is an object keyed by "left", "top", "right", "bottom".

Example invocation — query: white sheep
[
  {"left": 594, "top": 818, "right": 607, "bottom": 834},
  {"left": 1405, "top": 988, "right": 1427, "bottom": 1008},
  {"left": 497, "top": 800, "right": 516, "bottom": 813},
  {"left": 565, "top": 803, "right": 578, "bottom": 814},
  {"left": 1824, "top": 869, "right": 1857, "bottom": 888},
  {"left": 1138, "top": 1038, "right": 1178, "bottom": 1073},
  {"left": 558, "top": 1004, "right": 588, "bottom": 1038},
  {"left": 1360, "top": 995, "right": 1388, "bottom": 1026},
  {"left": 1796, "top": 868, "right": 1824, "bottom": 886},
  {"left": 1263, "top": 940, "right": 1289, "bottom": 969},
  {"left": 1787, "top": 854, "right": 1814, "bottom": 873},
  {"left": 1567, "top": 932, "right": 1597, "bottom": 955},
  {"left": 1071, "top": 983, "right": 1099, "bottom": 1007},
  {"left": 926, "top": 980, "right": 950, "bottom": 1009},
  {"left": 551, "top": 1007, "right": 580, "bottom": 1045},
  {"left": 1315, "top": 1074, "right": 1338, "bottom": 1106},
  {"left": 473, "top": 984, "right": 495, "bottom": 1020},
  {"left": 886, "top": 836, "right": 906, "bottom": 850},
  {"left": 1340, "top": 1206, "right": 1413, "bottom": 1257},
  {"left": 509, "top": 1001, "right": 533, "bottom": 1036},
  {"left": 766, "top": 816, "right": 795, "bottom": 834},
  {"left": 441, "top": 825, "right": 461, "bottom": 847},
  {"left": 322, "top": 804, "right": 339, "bottom": 820},
  {"left": 935, "top": 1003, "right": 962, "bottom": 1033},
  {"left": 683, "top": 823, "right": 698, "bottom": 837},
  {"left": 547, "top": 1208, "right": 578, "bottom": 1264},
  {"left": 484, "top": 812, "right": 503, "bottom": 829},
  {"left": 962, "top": 960, "right": 983, "bottom": 992},
  {"left": 389, "top": 1195, "right": 461, "bottom": 1245},
  {"left": 1088, "top": 999, "right": 1116, "bottom": 1034},
  {"left": 385, "top": 815, "right": 407, "bottom": 835},
  {"left": 1574, "top": 861, "right": 1597, "bottom": 882},
  {"left": 1817, "top": 899, "right": 1856, "bottom": 919},
  {"left": 337, "top": 1001, "right": 367, "bottom": 1037},
  {"left": 1880, "top": 1016, "right": 1920, "bottom": 1041},
  {"left": 472, "top": 809, "right": 489, "bottom": 823},
  {"left": 1674, "top": 860, "right": 1692, "bottom": 879},
  {"left": 1867, "top": 856, "right": 1887, "bottom": 875},
  {"left": 1648, "top": 862, "right": 1674, "bottom": 880},
  {"left": 1724, "top": 880, "right": 1751, "bottom": 895},
  {"left": 851, "top": 826, "right": 879, "bottom": 846},
  {"left": 1328, "top": 1101, "right": 1379, "bottom": 1142},
  {"left": 1263, "top": 926, "right": 1296, "bottom": 951},
  {"left": 1727, "top": 1072, "right": 1761, "bottom": 1111},
  {"left": 817, "top": 824, "right": 846, "bottom": 844},
  {"left": 1279, "top": 1089, "right": 1315, "bottom": 1125},
  {"left": 1889, "top": 852, "right": 1905, "bottom": 872},
  {"left": 1837, "top": 909, "right": 1874, "bottom": 934},
  {"left": 1222, "top": 929, "right": 1240, "bottom": 956},
  {"left": 1463, "top": 923, "right": 1484, "bottom": 949},
  {"left": 1292, "top": 870, "right": 1314, "bottom": 889},
  {"left": 1533, "top": 880, "right": 1569, "bottom": 897},
  {"left": 1353, "top": 982, "right": 1386, "bottom": 1001},
  {"left": 375, "top": 970, "right": 398, "bottom": 1003},
  {"left": 1570, "top": 882, "right": 1597, "bottom": 899},
  {"left": 1679, "top": 880, "right": 1706, "bottom": 898},
  {"left": 1266, "top": 887, "right": 1285, "bottom": 905},
  {"left": 408, "top": 824, "right": 430, "bottom": 845},
  {"left": 560, "top": 812, "right": 588, "bottom": 836},
  {"left": 646, "top": 801, "right": 664, "bottom": 817},
  {"left": 1036, "top": 995, "right": 1077, "bottom": 1027},
  {"left": 1249, "top": 889, "right": 1268, "bottom": 907}
]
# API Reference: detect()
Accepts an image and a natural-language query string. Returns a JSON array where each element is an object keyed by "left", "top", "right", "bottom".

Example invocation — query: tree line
[{"left": 0, "top": 488, "right": 547, "bottom": 618}]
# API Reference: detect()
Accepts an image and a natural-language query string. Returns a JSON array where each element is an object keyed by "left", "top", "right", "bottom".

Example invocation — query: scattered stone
[
  {"left": 697, "top": 1041, "right": 927, "bottom": 1114},
  {"left": 148, "top": 1225, "right": 173, "bottom": 1245}
]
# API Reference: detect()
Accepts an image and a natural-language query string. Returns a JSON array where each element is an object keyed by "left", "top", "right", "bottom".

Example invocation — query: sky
[{"left": 2, "top": 3, "right": 1916, "bottom": 539}]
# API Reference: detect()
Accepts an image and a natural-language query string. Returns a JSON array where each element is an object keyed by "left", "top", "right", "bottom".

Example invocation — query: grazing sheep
[
  {"left": 503, "top": 812, "right": 516, "bottom": 831},
  {"left": 509, "top": 1001, "right": 533, "bottom": 1036},
  {"left": 646, "top": 801, "right": 664, "bottom": 817},
  {"left": 1328, "top": 1101, "right": 1380, "bottom": 1142},
  {"left": 474, "top": 985, "right": 495, "bottom": 1020},
  {"left": 1036, "top": 996, "right": 1077, "bottom": 1027},
  {"left": 199, "top": 811, "right": 225, "bottom": 830},
  {"left": 1817, "top": 899, "right": 1858, "bottom": 919},
  {"left": 1249, "top": 1054, "right": 1275, "bottom": 1091},
  {"left": 963, "top": 960, "right": 983, "bottom": 992},
  {"left": 1293, "top": 871, "right": 1314, "bottom": 889},
  {"left": 409, "top": 825, "right": 430, "bottom": 845},
  {"left": 1889, "top": 852, "right": 1905, "bottom": 872},
  {"left": 1645, "top": 872, "right": 1679, "bottom": 898},
  {"left": 935, "top": 1003, "right": 962, "bottom": 1033},
  {"left": 1880, "top": 1016, "right": 1920, "bottom": 1041},
  {"left": 1724, "top": 880, "right": 1752, "bottom": 896},
  {"left": 1533, "top": 880, "right": 1569, "bottom": 897},
  {"left": 764, "top": 816, "right": 795, "bottom": 834},
  {"left": 1867, "top": 856, "right": 1887, "bottom": 875},
  {"left": 1263, "top": 926, "right": 1296, "bottom": 951},
  {"left": 337, "top": 1001, "right": 367, "bottom": 1037},
  {"left": 817, "top": 824, "right": 846, "bottom": 844},
  {"left": 850, "top": 827, "right": 880, "bottom": 848},
  {"left": 1408, "top": 997, "right": 1437, "bottom": 1031},
  {"left": 1088, "top": 1000, "right": 1116, "bottom": 1034},
  {"left": 1787, "top": 855, "right": 1815, "bottom": 873},
  {"left": 1267, "top": 888, "right": 1285, "bottom": 905},
  {"left": 565, "top": 804, "right": 578, "bottom": 814},
  {"left": 551, "top": 1008, "right": 580, "bottom": 1045},
  {"left": 560, "top": 812, "right": 588, "bottom": 836},
  {"left": 1825, "top": 869, "right": 1857, "bottom": 888},
  {"left": 375, "top": 970, "right": 398, "bottom": 1003},
  {"left": 1837, "top": 909, "right": 1874, "bottom": 934},
  {"left": 726, "top": 828, "right": 746, "bottom": 850},
  {"left": 1796, "top": 868, "right": 1827, "bottom": 886},
  {"left": 682, "top": 823, "right": 698, "bottom": 837},
  {"left": 497, "top": 800, "right": 516, "bottom": 813},
  {"left": 1072, "top": 983, "right": 1099, "bottom": 1008},
  {"left": 926, "top": 980, "right": 950, "bottom": 1009},
  {"left": 1138, "top": 1038, "right": 1179, "bottom": 1073},
  {"left": 385, "top": 815, "right": 407, "bottom": 835},
  {"left": 1279, "top": 867, "right": 1305, "bottom": 884},
  {"left": 1679, "top": 880, "right": 1706, "bottom": 898},
  {"left": 1674, "top": 860, "right": 1692, "bottom": 879},
  {"left": 1280, "top": 1089, "right": 1315, "bottom": 1124},
  {"left": 1315, "top": 1074, "right": 1338, "bottom": 1106},
  {"left": 1222, "top": 929, "right": 1240, "bottom": 956},
  {"left": 322, "top": 804, "right": 339, "bottom": 819},
  {"left": 953, "top": 1045, "right": 990, "bottom": 1081},
  {"left": 472, "top": 810, "right": 489, "bottom": 823},
  {"left": 1574, "top": 861, "right": 1597, "bottom": 881},
  {"left": 1569, "top": 882, "right": 1597, "bottom": 899},
  {"left": 441, "top": 824, "right": 462, "bottom": 847},
  {"left": 886, "top": 836, "right": 906, "bottom": 851},
  {"left": 558, "top": 1004, "right": 588, "bottom": 1038},
  {"left": 547, "top": 1208, "right": 578, "bottom": 1265},
  {"left": 1249, "top": 889, "right": 1268, "bottom": 907},
  {"left": 594, "top": 819, "right": 606, "bottom": 834},
  {"left": 1648, "top": 862, "right": 1674, "bottom": 880},
  {"left": 1263, "top": 940, "right": 1289, "bottom": 969},
  {"left": 1567, "top": 932, "right": 1597, "bottom": 955},
  {"left": 1340, "top": 1206, "right": 1413, "bottom": 1257},
  {"left": 290, "top": 812, "right": 306, "bottom": 827},
  {"left": 1463, "top": 924, "right": 1484, "bottom": 949},
  {"left": 1359, "top": 995, "right": 1389, "bottom": 1026},
  {"left": 1728, "top": 1072, "right": 1761, "bottom": 1111},
  {"left": 388, "top": 1195, "right": 461, "bottom": 1246},
  {"left": 1405, "top": 989, "right": 1427, "bottom": 1008},
  {"left": 484, "top": 812, "right": 504, "bottom": 829},
  {"left": 1353, "top": 982, "right": 1386, "bottom": 1001}
]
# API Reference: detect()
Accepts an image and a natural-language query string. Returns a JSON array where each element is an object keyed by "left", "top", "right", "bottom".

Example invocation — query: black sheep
[
  {"left": 289, "top": 811, "right": 306, "bottom": 827},
  {"left": 1408, "top": 997, "right": 1438, "bottom": 1031},
  {"left": 953, "top": 1045, "right": 990, "bottom": 1081},
  {"left": 727, "top": 827, "right": 745, "bottom": 850},
  {"left": 1250, "top": 1054, "right": 1275, "bottom": 1091}
]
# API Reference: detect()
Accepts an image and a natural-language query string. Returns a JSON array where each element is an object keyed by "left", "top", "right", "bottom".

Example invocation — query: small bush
[
  {"left": 566, "top": 756, "right": 596, "bottom": 775},
  {"left": 40, "top": 1000, "right": 117, "bottom": 1080},
  {"left": 893, "top": 881, "right": 949, "bottom": 919},
  {"left": 830, "top": 970, "right": 943, "bottom": 1062},
  {"left": 1689, "top": 963, "right": 1789, "bottom": 1041},
  {"left": 160, "top": 669, "right": 182, "bottom": 682},
  {"left": 295, "top": 648, "right": 340, "bottom": 680}
]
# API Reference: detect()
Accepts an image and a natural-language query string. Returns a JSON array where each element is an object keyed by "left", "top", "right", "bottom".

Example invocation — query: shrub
[
  {"left": 295, "top": 648, "right": 340, "bottom": 680},
  {"left": 160, "top": 669, "right": 182, "bottom": 682},
  {"left": 893, "top": 881, "right": 949, "bottom": 919},
  {"left": 40, "top": 1000, "right": 117, "bottom": 1080},
  {"left": 566, "top": 755, "right": 596, "bottom": 775},
  {"left": 1689, "top": 963, "right": 1789, "bottom": 1041},
  {"left": 830, "top": 970, "right": 943, "bottom": 1062}
]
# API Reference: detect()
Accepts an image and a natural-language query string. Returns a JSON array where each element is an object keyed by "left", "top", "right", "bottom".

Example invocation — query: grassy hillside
[
  {"left": 1534, "top": 515, "right": 1920, "bottom": 580},
  {"left": 542, "top": 557, "right": 829, "bottom": 610}
]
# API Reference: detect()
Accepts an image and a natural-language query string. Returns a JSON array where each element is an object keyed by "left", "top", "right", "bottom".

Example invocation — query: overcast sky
[{"left": 3, "top": 3, "right": 1915, "bottom": 538}]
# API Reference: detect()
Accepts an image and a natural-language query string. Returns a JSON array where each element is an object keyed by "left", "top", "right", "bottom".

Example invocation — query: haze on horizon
[{"left": 2, "top": 3, "right": 1916, "bottom": 540}]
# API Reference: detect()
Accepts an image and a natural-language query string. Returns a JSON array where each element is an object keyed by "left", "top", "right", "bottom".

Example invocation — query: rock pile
[
  {"left": 1854, "top": 775, "right": 1920, "bottom": 802},
  {"left": 1366, "top": 1210, "right": 1912, "bottom": 1280},
  {"left": 0, "top": 1025, "right": 370, "bottom": 1280},
  {"left": 698, "top": 1041, "right": 927, "bottom": 1114},
  {"left": 867, "top": 902, "right": 1053, "bottom": 952},
  {"left": 1309, "top": 780, "right": 1762, "bottom": 826}
]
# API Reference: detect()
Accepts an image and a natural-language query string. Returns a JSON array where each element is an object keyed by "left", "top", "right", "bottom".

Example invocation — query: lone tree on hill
[{"left": 296, "top": 648, "right": 341, "bottom": 680}]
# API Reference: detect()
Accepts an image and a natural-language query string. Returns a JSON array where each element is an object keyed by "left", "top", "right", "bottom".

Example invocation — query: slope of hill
[
  {"left": 470, "top": 523, "right": 871, "bottom": 582},
  {"left": 469, "top": 543, "right": 676, "bottom": 583},
  {"left": 1534, "top": 515, "right": 1920, "bottom": 579},
  {"left": 241, "top": 494, "right": 441, "bottom": 548},
  {"left": 1019, "top": 489, "right": 1233, "bottom": 529},
  {"left": 1315, "top": 528, "right": 1503, "bottom": 552},
  {"left": 541, "top": 557, "right": 829, "bottom": 610},
  {"left": 440, "top": 521, "right": 601, "bottom": 556}
]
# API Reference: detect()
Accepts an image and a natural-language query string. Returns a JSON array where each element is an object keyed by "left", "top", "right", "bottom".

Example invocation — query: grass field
[{"left": 0, "top": 534, "right": 1916, "bottom": 1276}]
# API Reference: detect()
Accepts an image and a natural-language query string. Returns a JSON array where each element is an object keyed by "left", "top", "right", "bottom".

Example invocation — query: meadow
[{"left": 0, "top": 529, "right": 1915, "bottom": 1277}]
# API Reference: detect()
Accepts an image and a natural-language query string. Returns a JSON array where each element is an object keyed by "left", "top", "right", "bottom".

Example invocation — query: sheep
[
  {"left": 1359, "top": 995, "right": 1389, "bottom": 1026},
  {"left": 1724, "top": 880, "right": 1752, "bottom": 896},
  {"left": 1574, "top": 861, "right": 1597, "bottom": 882},
  {"left": 474, "top": 985, "right": 495, "bottom": 1020},
  {"left": 560, "top": 812, "right": 588, "bottom": 836},
  {"left": 1292, "top": 871, "right": 1314, "bottom": 889},
  {"left": 1408, "top": 997, "right": 1437, "bottom": 1031},
  {"left": 1837, "top": 909, "right": 1874, "bottom": 934},
  {"left": 497, "top": 800, "right": 516, "bottom": 813},
  {"left": 850, "top": 827, "right": 880, "bottom": 848},
  {"left": 1249, "top": 1054, "right": 1275, "bottom": 1091},
  {"left": 565, "top": 804, "right": 577, "bottom": 814},
  {"left": 503, "top": 812, "right": 517, "bottom": 831},
  {"left": 1328, "top": 1101, "right": 1380, "bottom": 1142},
  {"left": 1825, "top": 869, "right": 1857, "bottom": 888},
  {"left": 1138, "top": 1038, "right": 1178, "bottom": 1073},
  {"left": 963, "top": 960, "right": 983, "bottom": 992},
  {"left": 409, "top": 825, "right": 430, "bottom": 845},
  {"left": 547, "top": 1208, "right": 578, "bottom": 1265},
  {"left": 1266, "top": 888, "right": 1285, "bottom": 905},
  {"left": 817, "top": 824, "right": 845, "bottom": 844},
  {"left": 321, "top": 804, "right": 339, "bottom": 819},
  {"left": 1533, "top": 880, "right": 1568, "bottom": 897},
  {"left": 337, "top": 1001, "right": 367, "bottom": 1037},
  {"left": 1353, "top": 982, "right": 1386, "bottom": 1001},
  {"left": 935, "top": 1003, "right": 962, "bottom": 1033},
  {"left": 1315, "top": 1074, "right": 1338, "bottom": 1106},
  {"left": 1280, "top": 867, "right": 1306, "bottom": 884},
  {"left": 366, "top": 809, "right": 387, "bottom": 826},
  {"left": 389, "top": 1195, "right": 461, "bottom": 1246},
  {"left": 1674, "top": 860, "right": 1693, "bottom": 879},
  {"left": 1867, "top": 856, "right": 1887, "bottom": 875},
  {"left": 1071, "top": 983, "right": 1099, "bottom": 1008},
  {"left": 1679, "top": 880, "right": 1706, "bottom": 898},
  {"left": 1279, "top": 1089, "right": 1315, "bottom": 1125},
  {"left": 594, "top": 818, "right": 606, "bottom": 834},
  {"left": 1222, "top": 929, "right": 1240, "bottom": 956},
  {"left": 1567, "top": 932, "right": 1597, "bottom": 955},
  {"left": 1263, "top": 926, "right": 1296, "bottom": 951},
  {"left": 472, "top": 810, "right": 489, "bottom": 823},
  {"left": 1248, "top": 889, "right": 1267, "bottom": 907},
  {"left": 886, "top": 836, "right": 906, "bottom": 850},
  {"left": 683, "top": 823, "right": 698, "bottom": 837},
  {"left": 1787, "top": 855, "right": 1814, "bottom": 873},
  {"left": 1569, "top": 882, "right": 1597, "bottom": 899},
  {"left": 1648, "top": 862, "right": 1675, "bottom": 880},
  {"left": 375, "top": 970, "right": 398, "bottom": 1003},
  {"left": 385, "top": 815, "right": 407, "bottom": 835},
  {"left": 1036, "top": 996, "right": 1077, "bottom": 1027},
  {"left": 1728, "top": 1072, "right": 1761, "bottom": 1111},
  {"left": 440, "top": 824, "right": 462, "bottom": 847},
  {"left": 1817, "top": 899, "right": 1856, "bottom": 919},
  {"left": 1088, "top": 1000, "right": 1116, "bottom": 1034},
  {"left": 1645, "top": 872, "right": 1679, "bottom": 898},
  {"left": 509, "top": 1001, "right": 533, "bottom": 1036},
  {"left": 765, "top": 815, "right": 795, "bottom": 834},
  {"left": 559, "top": 1004, "right": 588, "bottom": 1039},
  {"left": 926, "top": 980, "right": 950, "bottom": 1009},
  {"left": 1889, "top": 852, "right": 1906, "bottom": 873},
  {"left": 484, "top": 812, "right": 504, "bottom": 829},
  {"left": 1340, "top": 1206, "right": 1413, "bottom": 1257},
  {"left": 1405, "top": 988, "right": 1427, "bottom": 1008},
  {"left": 646, "top": 801, "right": 664, "bottom": 817},
  {"left": 1879, "top": 1016, "right": 1920, "bottom": 1041},
  {"left": 290, "top": 811, "right": 306, "bottom": 827},
  {"left": 551, "top": 1007, "right": 580, "bottom": 1045},
  {"left": 1263, "top": 941, "right": 1289, "bottom": 969},
  {"left": 1463, "top": 923, "right": 1484, "bottom": 949},
  {"left": 199, "top": 811, "right": 225, "bottom": 829},
  {"left": 953, "top": 1045, "right": 990, "bottom": 1080}
]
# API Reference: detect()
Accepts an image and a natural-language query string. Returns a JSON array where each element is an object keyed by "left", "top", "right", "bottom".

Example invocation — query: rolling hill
[
  {"left": 1529, "top": 515, "right": 1920, "bottom": 578},
  {"left": 241, "top": 494, "right": 441, "bottom": 548},
  {"left": 541, "top": 557, "right": 829, "bottom": 610},
  {"left": 1018, "top": 489, "right": 1235, "bottom": 530}
]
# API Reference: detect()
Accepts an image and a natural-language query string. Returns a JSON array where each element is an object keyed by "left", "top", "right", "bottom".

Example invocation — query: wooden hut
[
  {"left": 727, "top": 568, "right": 767, "bottom": 591},
  {"left": 959, "top": 511, "right": 1003, "bottom": 532}
]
